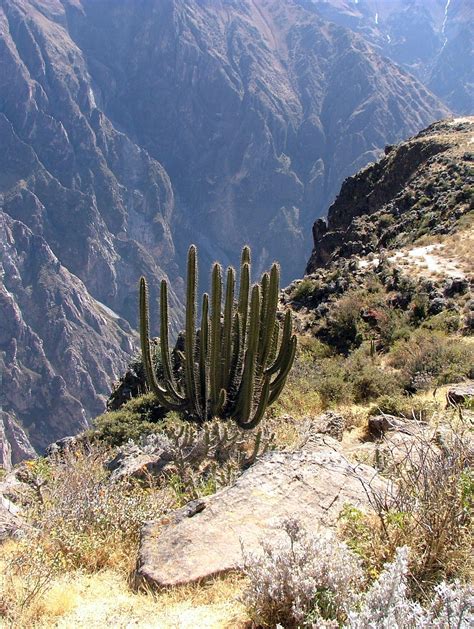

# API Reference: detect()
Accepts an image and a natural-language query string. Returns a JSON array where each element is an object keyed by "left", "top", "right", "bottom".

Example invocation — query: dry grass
[
  {"left": 0, "top": 447, "right": 175, "bottom": 626},
  {"left": 1, "top": 547, "right": 248, "bottom": 628}
]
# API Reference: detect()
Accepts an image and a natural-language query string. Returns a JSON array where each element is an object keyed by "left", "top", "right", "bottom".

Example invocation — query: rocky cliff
[
  {"left": 0, "top": 210, "right": 137, "bottom": 466},
  {"left": 307, "top": 117, "right": 474, "bottom": 272}
]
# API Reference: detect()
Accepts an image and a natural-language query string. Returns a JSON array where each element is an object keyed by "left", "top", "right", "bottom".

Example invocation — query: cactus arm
[
  {"left": 183, "top": 245, "right": 202, "bottom": 420},
  {"left": 235, "top": 284, "right": 261, "bottom": 421},
  {"left": 222, "top": 266, "right": 235, "bottom": 390},
  {"left": 210, "top": 263, "right": 223, "bottom": 415},
  {"left": 262, "top": 263, "right": 280, "bottom": 365},
  {"left": 268, "top": 335, "right": 297, "bottom": 405},
  {"left": 139, "top": 277, "right": 187, "bottom": 411},
  {"left": 265, "top": 310, "right": 293, "bottom": 376},
  {"left": 228, "top": 312, "right": 243, "bottom": 406},
  {"left": 199, "top": 292, "right": 210, "bottom": 420},
  {"left": 236, "top": 373, "right": 271, "bottom": 429},
  {"left": 159, "top": 279, "right": 186, "bottom": 403},
  {"left": 241, "top": 245, "right": 251, "bottom": 266},
  {"left": 238, "top": 260, "right": 250, "bottom": 345},
  {"left": 257, "top": 272, "right": 270, "bottom": 364}
]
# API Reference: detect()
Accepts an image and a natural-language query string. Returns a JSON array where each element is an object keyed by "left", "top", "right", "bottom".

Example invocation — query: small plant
[
  {"left": 348, "top": 547, "right": 474, "bottom": 628},
  {"left": 240, "top": 519, "right": 364, "bottom": 627},
  {"left": 389, "top": 329, "right": 474, "bottom": 391},
  {"left": 291, "top": 278, "right": 318, "bottom": 302},
  {"left": 93, "top": 393, "right": 168, "bottom": 446},
  {"left": 369, "top": 394, "right": 438, "bottom": 421},
  {"left": 140, "top": 245, "right": 297, "bottom": 428},
  {"left": 111, "top": 417, "right": 272, "bottom": 502},
  {"left": 241, "top": 524, "right": 473, "bottom": 628},
  {"left": 24, "top": 447, "right": 170, "bottom": 573}
]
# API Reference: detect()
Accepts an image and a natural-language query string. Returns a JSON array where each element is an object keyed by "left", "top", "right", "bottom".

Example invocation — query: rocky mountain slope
[
  {"left": 303, "top": 0, "right": 473, "bottom": 114},
  {"left": 0, "top": 210, "right": 135, "bottom": 466},
  {"left": 307, "top": 117, "right": 473, "bottom": 271},
  {"left": 0, "top": 0, "right": 455, "bottom": 460}
]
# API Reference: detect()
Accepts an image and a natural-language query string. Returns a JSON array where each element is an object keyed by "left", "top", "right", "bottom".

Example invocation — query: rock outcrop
[
  {"left": 137, "top": 440, "right": 385, "bottom": 587},
  {"left": 302, "top": 0, "right": 473, "bottom": 114},
  {"left": 0, "top": 211, "right": 134, "bottom": 456},
  {"left": 307, "top": 118, "right": 473, "bottom": 273}
]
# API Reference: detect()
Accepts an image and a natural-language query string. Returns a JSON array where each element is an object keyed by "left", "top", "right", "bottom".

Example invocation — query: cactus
[{"left": 139, "top": 244, "right": 296, "bottom": 428}]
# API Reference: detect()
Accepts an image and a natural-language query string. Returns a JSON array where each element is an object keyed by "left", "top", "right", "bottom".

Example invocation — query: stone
[
  {"left": 0, "top": 500, "right": 26, "bottom": 542},
  {"left": 367, "top": 414, "right": 420, "bottom": 438},
  {"left": 137, "top": 446, "right": 385, "bottom": 588},
  {"left": 310, "top": 411, "right": 346, "bottom": 441},
  {"left": 0, "top": 411, "right": 37, "bottom": 471},
  {"left": 444, "top": 278, "right": 469, "bottom": 298},
  {"left": 106, "top": 445, "right": 175, "bottom": 482},
  {"left": 446, "top": 382, "right": 474, "bottom": 407},
  {"left": 46, "top": 434, "right": 91, "bottom": 459}
]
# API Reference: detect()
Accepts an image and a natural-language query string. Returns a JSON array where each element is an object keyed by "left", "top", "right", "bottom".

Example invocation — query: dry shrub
[
  {"left": 389, "top": 330, "right": 474, "bottom": 391},
  {"left": 240, "top": 522, "right": 473, "bottom": 628},
  {"left": 240, "top": 519, "right": 364, "bottom": 628},
  {"left": 1, "top": 445, "right": 172, "bottom": 625},
  {"left": 345, "top": 421, "right": 473, "bottom": 597},
  {"left": 28, "top": 447, "right": 171, "bottom": 573}
]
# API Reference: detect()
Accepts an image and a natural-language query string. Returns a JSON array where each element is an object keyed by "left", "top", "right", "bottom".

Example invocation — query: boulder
[
  {"left": 367, "top": 414, "right": 422, "bottom": 438},
  {"left": 106, "top": 444, "right": 175, "bottom": 481},
  {"left": 46, "top": 434, "right": 91, "bottom": 459},
  {"left": 311, "top": 411, "right": 346, "bottom": 441},
  {"left": 137, "top": 446, "right": 385, "bottom": 588},
  {"left": 0, "top": 502, "right": 26, "bottom": 542},
  {"left": 446, "top": 382, "right": 474, "bottom": 407}
]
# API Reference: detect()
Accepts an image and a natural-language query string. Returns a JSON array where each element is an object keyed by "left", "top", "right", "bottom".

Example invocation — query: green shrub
[
  {"left": 314, "top": 358, "right": 352, "bottom": 408},
  {"left": 92, "top": 393, "right": 166, "bottom": 446},
  {"left": 369, "top": 394, "right": 438, "bottom": 421},
  {"left": 422, "top": 310, "right": 460, "bottom": 333},
  {"left": 292, "top": 278, "right": 318, "bottom": 302},
  {"left": 389, "top": 330, "right": 474, "bottom": 391},
  {"left": 323, "top": 291, "right": 366, "bottom": 354},
  {"left": 346, "top": 353, "right": 401, "bottom": 403}
]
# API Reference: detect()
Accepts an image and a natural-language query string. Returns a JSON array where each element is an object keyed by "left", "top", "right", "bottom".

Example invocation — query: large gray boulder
[{"left": 137, "top": 442, "right": 385, "bottom": 588}]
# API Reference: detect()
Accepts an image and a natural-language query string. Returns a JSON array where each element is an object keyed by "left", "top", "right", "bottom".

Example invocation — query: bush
[
  {"left": 17, "top": 447, "right": 170, "bottom": 574},
  {"left": 369, "top": 394, "right": 438, "bottom": 421},
  {"left": 292, "top": 278, "right": 318, "bottom": 302},
  {"left": 422, "top": 310, "right": 460, "bottom": 333},
  {"left": 240, "top": 519, "right": 364, "bottom": 627},
  {"left": 348, "top": 547, "right": 474, "bottom": 628},
  {"left": 93, "top": 393, "right": 167, "bottom": 446},
  {"left": 315, "top": 358, "right": 353, "bottom": 408},
  {"left": 389, "top": 330, "right": 474, "bottom": 391},
  {"left": 345, "top": 348, "right": 401, "bottom": 403},
  {"left": 344, "top": 422, "right": 473, "bottom": 596},
  {"left": 323, "top": 291, "right": 366, "bottom": 354},
  {"left": 240, "top": 522, "right": 473, "bottom": 628}
]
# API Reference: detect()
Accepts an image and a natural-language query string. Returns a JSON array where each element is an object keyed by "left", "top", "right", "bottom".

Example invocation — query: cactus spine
[{"left": 139, "top": 244, "right": 296, "bottom": 427}]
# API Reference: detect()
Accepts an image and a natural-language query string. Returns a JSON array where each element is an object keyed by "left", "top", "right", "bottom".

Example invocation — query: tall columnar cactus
[{"left": 139, "top": 245, "right": 296, "bottom": 428}]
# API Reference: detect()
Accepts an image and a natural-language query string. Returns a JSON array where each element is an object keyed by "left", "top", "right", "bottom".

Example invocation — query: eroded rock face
[
  {"left": 137, "top": 443, "right": 385, "bottom": 587},
  {"left": 0, "top": 411, "right": 36, "bottom": 470},
  {"left": 447, "top": 382, "right": 474, "bottom": 407},
  {"left": 300, "top": 0, "right": 473, "bottom": 114},
  {"left": 0, "top": 212, "right": 134, "bottom": 456}
]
